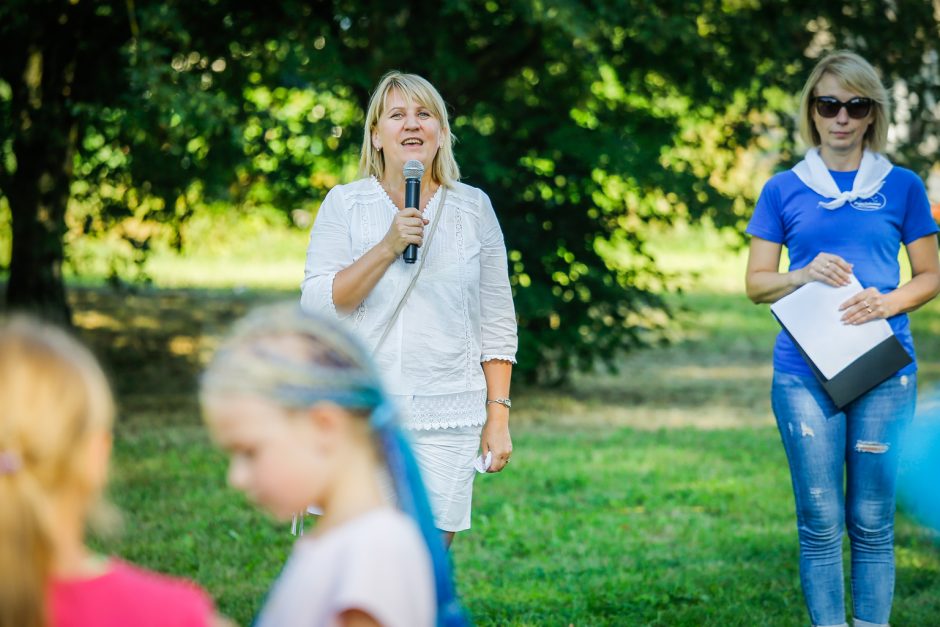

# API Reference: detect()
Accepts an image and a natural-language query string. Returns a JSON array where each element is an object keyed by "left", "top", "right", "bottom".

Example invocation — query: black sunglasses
[{"left": 812, "top": 96, "right": 873, "bottom": 119}]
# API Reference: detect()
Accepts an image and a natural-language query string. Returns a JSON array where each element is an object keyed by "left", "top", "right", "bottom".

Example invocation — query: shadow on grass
[
  {"left": 67, "top": 285, "right": 296, "bottom": 426},
  {"left": 7, "top": 282, "right": 939, "bottom": 431},
  {"left": 0, "top": 283, "right": 784, "bottom": 431}
]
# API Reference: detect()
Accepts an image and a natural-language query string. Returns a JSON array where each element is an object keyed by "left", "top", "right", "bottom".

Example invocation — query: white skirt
[{"left": 406, "top": 424, "right": 483, "bottom": 532}]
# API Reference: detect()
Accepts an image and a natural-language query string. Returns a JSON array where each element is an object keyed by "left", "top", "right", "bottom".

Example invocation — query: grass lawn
[{"left": 25, "top": 225, "right": 940, "bottom": 625}]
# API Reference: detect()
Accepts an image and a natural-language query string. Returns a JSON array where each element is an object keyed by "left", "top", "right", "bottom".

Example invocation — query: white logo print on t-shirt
[{"left": 851, "top": 192, "right": 887, "bottom": 211}]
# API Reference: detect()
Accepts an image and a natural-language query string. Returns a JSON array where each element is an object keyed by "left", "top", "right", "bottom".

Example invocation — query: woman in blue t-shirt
[{"left": 745, "top": 51, "right": 940, "bottom": 627}]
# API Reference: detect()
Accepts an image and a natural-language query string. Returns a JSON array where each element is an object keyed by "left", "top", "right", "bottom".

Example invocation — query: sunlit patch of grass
[
  {"left": 168, "top": 335, "right": 200, "bottom": 357},
  {"left": 143, "top": 255, "right": 305, "bottom": 290},
  {"left": 73, "top": 309, "right": 124, "bottom": 331}
]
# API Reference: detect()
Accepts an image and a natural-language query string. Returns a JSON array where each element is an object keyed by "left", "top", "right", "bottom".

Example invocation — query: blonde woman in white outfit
[{"left": 300, "top": 71, "right": 517, "bottom": 546}]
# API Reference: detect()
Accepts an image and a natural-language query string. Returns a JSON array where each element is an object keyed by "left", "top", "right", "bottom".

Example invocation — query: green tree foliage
[{"left": 1, "top": 0, "right": 938, "bottom": 380}]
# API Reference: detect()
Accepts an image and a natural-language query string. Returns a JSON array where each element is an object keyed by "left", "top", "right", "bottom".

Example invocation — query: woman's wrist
[
  {"left": 485, "top": 404, "right": 510, "bottom": 423},
  {"left": 790, "top": 267, "right": 807, "bottom": 288},
  {"left": 375, "top": 238, "right": 400, "bottom": 262},
  {"left": 881, "top": 289, "right": 903, "bottom": 318}
]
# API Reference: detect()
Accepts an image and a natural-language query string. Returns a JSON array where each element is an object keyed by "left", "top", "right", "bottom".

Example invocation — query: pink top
[
  {"left": 50, "top": 559, "right": 213, "bottom": 627},
  {"left": 256, "top": 507, "right": 435, "bottom": 627}
]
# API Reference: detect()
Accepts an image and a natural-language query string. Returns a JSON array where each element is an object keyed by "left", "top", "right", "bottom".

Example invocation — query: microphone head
[{"left": 403, "top": 160, "right": 424, "bottom": 180}]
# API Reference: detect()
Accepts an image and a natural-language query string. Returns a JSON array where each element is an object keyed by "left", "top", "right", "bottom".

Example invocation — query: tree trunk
[
  {"left": 6, "top": 125, "right": 76, "bottom": 326},
  {"left": 4, "top": 24, "right": 79, "bottom": 325}
]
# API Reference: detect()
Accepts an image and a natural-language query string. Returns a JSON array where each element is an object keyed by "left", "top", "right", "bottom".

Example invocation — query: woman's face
[
  {"left": 204, "top": 395, "right": 339, "bottom": 520},
  {"left": 372, "top": 89, "right": 442, "bottom": 179},
  {"left": 812, "top": 73, "right": 874, "bottom": 156}
]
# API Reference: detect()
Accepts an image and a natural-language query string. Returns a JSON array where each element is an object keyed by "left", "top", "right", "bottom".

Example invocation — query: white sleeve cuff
[
  {"left": 481, "top": 354, "right": 517, "bottom": 364},
  {"left": 300, "top": 271, "right": 349, "bottom": 320}
]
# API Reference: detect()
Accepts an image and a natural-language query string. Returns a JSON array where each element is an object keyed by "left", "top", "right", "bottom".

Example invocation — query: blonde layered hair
[
  {"left": 798, "top": 50, "right": 891, "bottom": 153},
  {"left": 0, "top": 318, "right": 114, "bottom": 627},
  {"left": 359, "top": 71, "right": 460, "bottom": 186}
]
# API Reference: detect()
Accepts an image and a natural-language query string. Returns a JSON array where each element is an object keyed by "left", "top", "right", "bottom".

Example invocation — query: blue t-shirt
[{"left": 747, "top": 166, "right": 938, "bottom": 377}]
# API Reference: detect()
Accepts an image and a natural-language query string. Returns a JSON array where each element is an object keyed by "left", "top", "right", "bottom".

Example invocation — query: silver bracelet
[{"left": 486, "top": 398, "right": 512, "bottom": 409}]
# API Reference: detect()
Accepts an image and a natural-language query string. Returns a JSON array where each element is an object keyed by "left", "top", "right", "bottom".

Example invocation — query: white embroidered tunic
[{"left": 301, "top": 177, "right": 518, "bottom": 430}]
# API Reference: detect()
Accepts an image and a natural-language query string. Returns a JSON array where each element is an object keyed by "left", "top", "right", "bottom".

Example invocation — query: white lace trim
[
  {"left": 481, "top": 354, "right": 517, "bottom": 364},
  {"left": 393, "top": 388, "right": 487, "bottom": 431},
  {"left": 325, "top": 271, "right": 339, "bottom": 318},
  {"left": 370, "top": 175, "right": 443, "bottom": 214},
  {"left": 455, "top": 208, "right": 473, "bottom": 389},
  {"left": 354, "top": 192, "right": 372, "bottom": 327},
  {"left": 353, "top": 300, "right": 366, "bottom": 327}
]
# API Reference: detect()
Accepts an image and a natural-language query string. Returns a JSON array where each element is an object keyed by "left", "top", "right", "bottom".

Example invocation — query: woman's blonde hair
[
  {"left": 358, "top": 71, "right": 460, "bottom": 187},
  {"left": 798, "top": 50, "right": 891, "bottom": 152},
  {"left": 0, "top": 317, "right": 114, "bottom": 627}
]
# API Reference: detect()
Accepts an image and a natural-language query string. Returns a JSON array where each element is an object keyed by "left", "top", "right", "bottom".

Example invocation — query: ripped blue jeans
[{"left": 772, "top": 371, "right": 916, "bottom": 627}]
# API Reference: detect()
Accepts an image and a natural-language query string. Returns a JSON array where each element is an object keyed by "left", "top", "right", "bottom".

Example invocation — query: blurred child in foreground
[
  {"left": 200, "top": 304, "right": 467, "bottom": 627},
  {"left": 0, "top": 317, "right": 226, "bottom": 627}
]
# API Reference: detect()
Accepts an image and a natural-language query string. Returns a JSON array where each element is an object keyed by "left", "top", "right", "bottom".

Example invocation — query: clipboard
[{"left": 773, "top": 313, "right": 912, "bottom": 408}]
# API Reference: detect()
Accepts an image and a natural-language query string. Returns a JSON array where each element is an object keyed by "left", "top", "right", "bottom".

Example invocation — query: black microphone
[{"left": 402, "top": 160, "right": 424, "bottom": 264}]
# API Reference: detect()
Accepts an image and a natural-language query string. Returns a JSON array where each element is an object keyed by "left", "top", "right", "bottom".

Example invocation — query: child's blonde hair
[
  {"left": 200, "top": 304, "right": 383, "bottom": 413},
  {"left": 200, "top": 304, "right": 467, "bottom": 626},
  {"left": 358, "top": 70, "right": 460, "bottom": 187},
  {"left": 798, "top": 50, "right": 891, "bottom": 152},
  {"left": 0, "top": 317, "right": 114, "bottom": 627}
]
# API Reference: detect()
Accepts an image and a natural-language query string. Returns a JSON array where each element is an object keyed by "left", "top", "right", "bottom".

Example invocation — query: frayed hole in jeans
[{"left": 855, "top": 440, "right": 889, "bottom": 454}]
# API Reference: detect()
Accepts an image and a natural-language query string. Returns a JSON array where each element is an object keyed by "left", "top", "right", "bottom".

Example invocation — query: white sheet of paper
[{"left": 770, "top": 276, "right": 893, "bottom": 379}]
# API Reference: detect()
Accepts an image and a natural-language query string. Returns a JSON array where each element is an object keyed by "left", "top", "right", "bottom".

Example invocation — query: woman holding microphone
[
  {"left": 745, "top": 51, "right": 940, "bottom": 627},
  {"left": 301, "top": 71, "right": 517, "bottom": 546}
]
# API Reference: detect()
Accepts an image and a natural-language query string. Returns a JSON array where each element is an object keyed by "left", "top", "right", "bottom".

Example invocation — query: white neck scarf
[{"left": 791, "top": 147, "right": 893, "bottom": 210}]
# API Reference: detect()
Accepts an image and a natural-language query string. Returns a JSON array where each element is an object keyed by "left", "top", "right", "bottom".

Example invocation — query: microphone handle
[{"left": 403, "top": 177, "right": 420, "bottom": 264}]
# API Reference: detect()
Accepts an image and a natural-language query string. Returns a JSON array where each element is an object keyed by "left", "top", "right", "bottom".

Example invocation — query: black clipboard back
[{"left": 772, "top": 314, "right": 913, "bottom": 409}]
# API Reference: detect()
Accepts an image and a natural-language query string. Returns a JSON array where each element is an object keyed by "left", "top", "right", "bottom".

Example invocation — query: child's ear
[{"left": 302, "top": 402, "right": 351, "bottom": 441}]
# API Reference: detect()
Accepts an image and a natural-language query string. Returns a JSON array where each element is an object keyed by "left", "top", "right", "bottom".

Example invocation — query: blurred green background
[{"left": 3, "top": 0, "right": 939, "bottom": 382}]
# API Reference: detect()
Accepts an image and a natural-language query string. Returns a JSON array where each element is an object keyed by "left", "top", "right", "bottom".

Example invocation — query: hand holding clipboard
[{"left": 771, "top": 275, "right": 911, "bottom": 408}]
